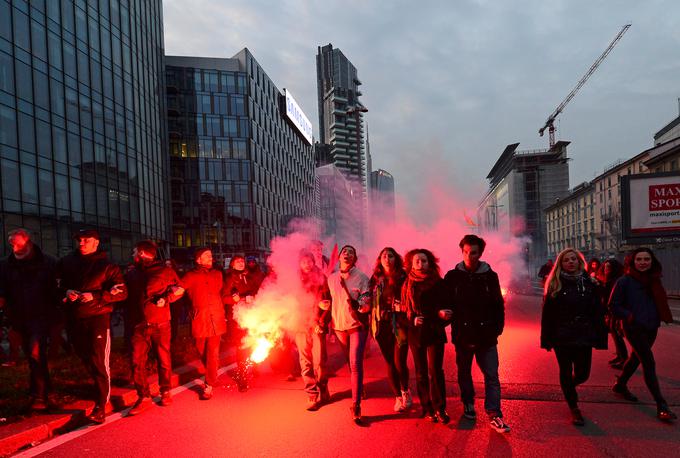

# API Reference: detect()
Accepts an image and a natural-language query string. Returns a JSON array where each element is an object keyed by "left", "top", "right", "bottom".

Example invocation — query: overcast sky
[{"left": 163, "top": 0, "right": 680, "bottom": 210}]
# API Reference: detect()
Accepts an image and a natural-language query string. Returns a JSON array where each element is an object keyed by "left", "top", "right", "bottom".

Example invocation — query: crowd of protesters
[{"left": 0, "top": 228, "right": 676, "bottom": 431}]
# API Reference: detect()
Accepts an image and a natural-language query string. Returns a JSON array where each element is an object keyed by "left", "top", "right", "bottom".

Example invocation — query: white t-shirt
[{"left": 328, "top": 266, "right": 370, "bottom": 331}]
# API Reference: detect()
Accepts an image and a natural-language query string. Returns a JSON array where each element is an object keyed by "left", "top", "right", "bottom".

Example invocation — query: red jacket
[
  {"left": 182, "top": 267, "right": 227, "bottom": 338},
  {"left": 124, "top": 261, "right": 182, "bottom": 325}
]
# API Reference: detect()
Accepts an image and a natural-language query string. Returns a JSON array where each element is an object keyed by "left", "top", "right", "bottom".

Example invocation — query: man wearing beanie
[
  {"left": 181, "top": 248, "right": 228, "bottom": 400},
  {"left": 125, "top": 240, "right": 184, "bottom": 415}
]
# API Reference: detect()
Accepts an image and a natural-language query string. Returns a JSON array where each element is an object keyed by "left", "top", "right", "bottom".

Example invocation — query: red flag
[{"left": 464, "top": 211, "right": 478, "bottom": 227}]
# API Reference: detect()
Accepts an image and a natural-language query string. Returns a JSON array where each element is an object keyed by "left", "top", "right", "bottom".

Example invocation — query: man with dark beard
[
  {"left": 56, "top": 229, "right": 127, "bottom": 424},
  {"left": 125, "top": 241, "right": 184, "bottom": 415},
  {"left": 0, "top": 229, "right": 59, "bottom": 410}
]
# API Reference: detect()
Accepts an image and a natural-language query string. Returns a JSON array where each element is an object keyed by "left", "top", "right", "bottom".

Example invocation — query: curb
[{"left": 0, "top": 350, "right": 235, "bottom": 457}]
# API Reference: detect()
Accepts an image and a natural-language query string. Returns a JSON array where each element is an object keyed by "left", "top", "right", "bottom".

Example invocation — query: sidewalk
[
  {"left": 670, "top": 297, "right": 680, "bottom": 323},
  {"left": 0, "top": 349, "right": 236, "bottom": 457}
]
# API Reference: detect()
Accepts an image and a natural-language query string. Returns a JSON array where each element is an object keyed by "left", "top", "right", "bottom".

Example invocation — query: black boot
[{"left": 350, "top": 403, "right": 361, "bottom": 424}]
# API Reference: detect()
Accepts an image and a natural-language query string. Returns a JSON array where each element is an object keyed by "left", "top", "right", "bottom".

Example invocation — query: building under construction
[{"left": 479, "top": 141, "right": 570, "bottom": 271}]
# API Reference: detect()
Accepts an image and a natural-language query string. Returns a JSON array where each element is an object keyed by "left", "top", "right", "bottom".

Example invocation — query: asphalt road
[{"left": 19, "top": 294, "right": 680, "bottom": 457}]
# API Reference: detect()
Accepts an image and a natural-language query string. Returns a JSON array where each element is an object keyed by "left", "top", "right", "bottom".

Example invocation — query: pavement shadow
[{"left": 455, "top": 415, "right": 476, "bottom": 430}]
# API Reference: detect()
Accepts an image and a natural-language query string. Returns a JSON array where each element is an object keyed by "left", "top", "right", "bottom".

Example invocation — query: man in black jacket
[
  {"left": 56, "top": 229, "right": 128, "bottom": 424},
  {"left": 442, "top": 234, "right": 510, "bottom": 433},
  {"left": 0, "top": 229, "right": 59, "bottom": 410},
  {"left": 125, "top": 240, "right": 184, "bottom": 415}
]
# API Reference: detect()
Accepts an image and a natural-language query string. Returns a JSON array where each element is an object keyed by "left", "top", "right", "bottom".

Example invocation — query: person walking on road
[
  {"left": 181, "top": 248, "right": 228, "bottom": 400},
  {"left": 0, "top": 229, "right": 59, "bottom": 411},
  {"left": 402, "top": 248, "right": 451, "bottom": 425},
  {"left": 294, "top": 250, "right": 332, "bottom": 411},
  {"left": 443, "top": 234, "right": 510, "bottom": 433},
  {"left": 56, "top": 229, "right": 128, "bottom": 424},
  {"left": 595, "top": 259, "right": 628, "bottom": 369},
  {"left": 368, "top": 247, "right": 412, "bottom": 413},
  {"left": 125, "top": 241, "right": 184, "bottom": 415},
  {"left": 328, "top": 245, "right": 371, "bottom": 424},
  {"left": 540, "top": 248, "right": 607, "bottom": 426},
  {"left": 609, "top": 247, "right": 676, "bottom": 422}
]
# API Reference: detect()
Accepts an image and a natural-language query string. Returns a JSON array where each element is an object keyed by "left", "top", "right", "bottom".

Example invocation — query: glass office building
[
  {"left": 0, "top": 0, "right": 168, "bottom": 261},
  {"left": 166, "top": 50, "right": 316, "bottom": 263}
]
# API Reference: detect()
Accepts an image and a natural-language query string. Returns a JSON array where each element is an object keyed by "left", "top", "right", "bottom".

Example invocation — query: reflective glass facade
[
  {"left": 0, "top": 0, "right": 168, "bottom": 262},
  {"left": 167, "top": 50, "right": 316, "bottom": 262}
]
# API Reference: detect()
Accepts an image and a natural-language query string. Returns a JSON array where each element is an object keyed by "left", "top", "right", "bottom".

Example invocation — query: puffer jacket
[
  {"left": 56, "top": 250, "right": 128, "bottom": 319},
  {"left": 125, "top": 261, "right": 183, "bottom": 326},
  {"left": 443, "top": 261, "right": 504, "bottom": 348},
  {"left": 182, "top": 267, "right": 227, "bottom": 338},
  {"left": 0, "top": 245, "right": 59, "bottom": 327},
  {"left": 540, "top": 272, "right": 607, "bottom": 350}
]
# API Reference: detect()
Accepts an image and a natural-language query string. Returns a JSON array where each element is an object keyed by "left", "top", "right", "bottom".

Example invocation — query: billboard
[
  {"left": 283, "top": 89, "right": 313, "bottom": 145},
  {"left": 622, "top": 172, "right": 680, "bottom": 240}
]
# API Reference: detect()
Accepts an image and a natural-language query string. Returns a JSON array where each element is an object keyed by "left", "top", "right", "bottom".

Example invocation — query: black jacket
[
  {"left": 124, "top": 261, "right": 182, "bottom": 326},
  {"left": 0, "top": 245, "right": 59, "bottom": 327},
  {"left": 406, "top": 279, "right": 448, "bottom": 348},
  {"left": 540, "top": 272, "right": 607, "bottom": 350},
  {"left": 442, "top": 261, "right": 504, "bottom": 348},
  {"left": 56, "top": 250, "right": 128, "bottom": 319}
]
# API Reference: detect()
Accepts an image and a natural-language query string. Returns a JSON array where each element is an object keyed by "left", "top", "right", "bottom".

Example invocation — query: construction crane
[{"left": 539, "top": 24, "right": 631, "bottom": 147}]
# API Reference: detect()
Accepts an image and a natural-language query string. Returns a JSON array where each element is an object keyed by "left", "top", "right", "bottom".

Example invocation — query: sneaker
[
  {"left": 420, "top": 408, "right": 437, "bottom": 422},
  {"left": 570, "top": 408, "right": 585, "bottom": 426},
  {"left": 657, "top": 405, "right": 677, "bottom": 422},
  {"left": 435, "top": 410, "right": 451, "bottom": 425},
  {"left": 30, "top": 398, "right": 48, "bottom": 412},
  {"left": 307, "top": 394, "right": 321, "bottom": 411},
  {"left": 401, "top": 389, "right": 413, "bottom": 409},
  {"left": 160, "top": 391, "right": 173, "bottom": 406},
  {"left": 200, "top": 384, "right": 213, "bottom": 400},
  {"left": 320, "top": 386, "right": 330, "bottom": 403},
  {"left": 88, "top": 407, "right": 106, "bottom": 425},
  {"left": 490, "top": 416, "right": 511, "bottom": 433},
  {"left": 608, "top": 356, "right": 622, "bottom": 365},
  {"left": 463, "top": 402, "right": 477, "bottom": 420},
  {"left": 612, "top": 383, "right": 638, "bottom": 402},
  {"left": 393, "top": 396, "right": 404, "bottom": 412},
  {"left": 285, "top": 374, "right": 297, "bottom": 382},
  {"left": 610, "top": 361, "right": 624, "bottom": 370},
  {"left": 128, "top": 397, "right": 153, "bottom": 415}
]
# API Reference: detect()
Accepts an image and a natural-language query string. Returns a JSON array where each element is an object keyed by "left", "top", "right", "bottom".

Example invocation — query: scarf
[
  {"left": 401, "top": 270, "right": 437, "bottom": 319},
  {"left": 627, "top": 269, "right": 672, "bottom": 323}
]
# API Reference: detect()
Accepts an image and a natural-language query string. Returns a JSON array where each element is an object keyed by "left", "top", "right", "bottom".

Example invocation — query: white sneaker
[
  {"left": 401, "top": 389, "right": 413, "bottom": 409},
  {"left": 490, "top": 416, "right": 511, "bottom": 433},
  {"left": 394, "top": 396, "right": 404, "bottom": 412}
]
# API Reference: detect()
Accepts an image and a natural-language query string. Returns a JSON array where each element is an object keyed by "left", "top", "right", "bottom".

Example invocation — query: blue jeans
[
  {"left": 335, "top": 327, "right": 367, "bottom": 404},
  {"left": 455, "top": 344, "right": 502, "bottom": 417}
]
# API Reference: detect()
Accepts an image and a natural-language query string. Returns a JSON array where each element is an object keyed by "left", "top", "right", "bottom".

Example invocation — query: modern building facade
[
  {"left": 166, "top": 50, "right": 316, "bottom": 264},
  {"left": 316, "top": 163, "right": 357, "bottom": 247},
  {"left": 479, "top": 142, "right": 570, "bottom": 269},
  {"left": 316, "top": 43, "right": 367, "bottom": 244},
  {"left": 370, "top": 169, "right": 395, "bottom": 227},
  {"left": 0, "top": 0, "right": 168, "bottom": 261},
  {"left": 545, "top": 182, "right": 595, "bottom": 259}
]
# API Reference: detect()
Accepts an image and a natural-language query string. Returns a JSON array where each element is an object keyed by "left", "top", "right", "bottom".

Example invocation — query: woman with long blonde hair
[{"left": 540, "top": 248, "right": 607, "bottom": 426}]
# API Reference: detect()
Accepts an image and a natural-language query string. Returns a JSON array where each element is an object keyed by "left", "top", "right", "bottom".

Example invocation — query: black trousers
[
  {"left": 17, "top": 322, "right": 50, "bottom": 401},
  {"left": 131, "top": 321, "right": 172, "bottom": 397},
  {"left": 619, "top": 324, "right": 666, "bottom": 406},
  {"left": 375, "top": 320, "right": 409, "bottom": 396},
  {"left": 70, "top": 314, "right": 111, "bottom": 408},
  {"left": 409, "top": 342, "right": 446, "bottom": 413},
  {"left": 553, "top": 346, "right": 592, "bottom": 409}
]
